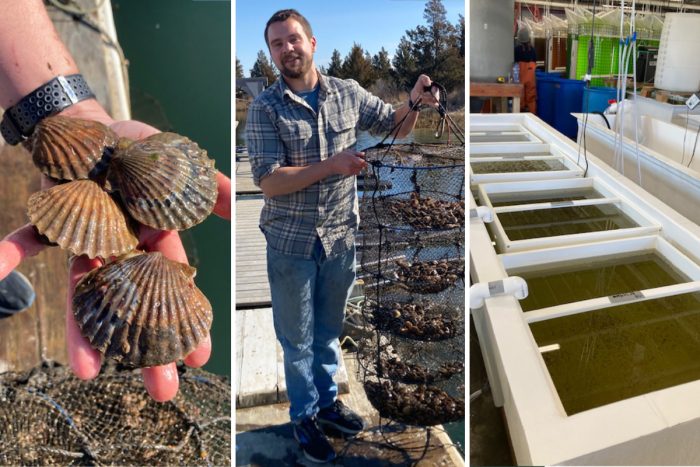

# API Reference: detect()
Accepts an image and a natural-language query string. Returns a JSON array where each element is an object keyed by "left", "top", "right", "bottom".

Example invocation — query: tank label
[
  {"left": 550, "top": 201, "right": 575, "bottom": 208},
  {"left": 609, "top": 291, "right": 645, "bottom": 304},
  {"left": 488, "top": 280, "right": 505, "bottom": 295}
]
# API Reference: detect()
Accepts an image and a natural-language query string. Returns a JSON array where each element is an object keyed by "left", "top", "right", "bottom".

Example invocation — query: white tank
[{"left": 654, "top": 13, "right": 700, "bottom": 92}]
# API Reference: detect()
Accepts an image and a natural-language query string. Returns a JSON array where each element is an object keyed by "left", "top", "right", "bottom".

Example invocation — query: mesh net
[
  {"left": 356, "top": 143, "right": 465, "bottom": 427},
  {"left": 0, "top": 362, "right": 231, "bottom": 466}
]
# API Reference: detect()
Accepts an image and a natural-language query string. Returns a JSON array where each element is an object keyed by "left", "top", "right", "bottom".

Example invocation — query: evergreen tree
[
  {"left": 401, "top": 0, "right": 464, "bottom": 92},
  {"left": 458, "top": 14, "right": 465, "bottom": 58},
  {"left": 341, "top": 43, "right": 375, "bottom": 88},
  {"left": 235, "top": 58, "right": 244, "bottom": 79},
  {"left": 327, "top": 49, "right": 344, "bottom": 78},
  {"left": 392, "top": 36, "right": 419, "bottom": 89},
  {"left": 372, "top": 47, "right": 393, "bottom": 82},
  {"left": 250, "top": 50, "right": 277, "bottom": 86}
]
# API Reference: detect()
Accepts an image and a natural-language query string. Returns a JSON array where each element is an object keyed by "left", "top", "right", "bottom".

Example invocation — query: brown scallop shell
[
  {"left": 27, "top": 179, "right": 138, "bottom": 258},
  {"left": 107, "top": 132, "right": 217, "bottom": 230},
  {"left": 27, "top": 116, "right": 118, "bottom": 181},
  {"left": 72, "top": 251, "right": 213, "bottom": 368}
]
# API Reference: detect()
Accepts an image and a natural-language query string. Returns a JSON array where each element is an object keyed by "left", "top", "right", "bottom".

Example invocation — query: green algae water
[
  {"left": 113, "top": 1, "right": 231, "bottom": 377},
  {"left": 515, "top": 252, "right": 688, "bottom": 312},
  {"left": 489, "top": 187, "right": 603, "bottom": 207},
  {"left": 499, "top": 203, "right": 638, "bottom": 241},
  {"left": 531, "top": 292, "right": 700, "bottom": 415},
  {"left": 471, "top": 159, "right": 568, "bottom": 173}
]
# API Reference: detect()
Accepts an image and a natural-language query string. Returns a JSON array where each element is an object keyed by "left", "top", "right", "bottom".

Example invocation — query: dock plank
[
  {"left": 0, "top": 0, "right": 129, "bottom": 372},
  {"left": 236, "top": 355, "right": 464, "bottom": 466},
  {"left": 237, "top": 308, "right": 279, "bottom": 408},
  {"left": 236, "top": 159, "right": 260, "bottom": 194},
  {"left": 235, "top": 197, "right": 270, "bottom": 307},
  {"left": 237, "top": 307, "right": 349, "bottom": 409}
]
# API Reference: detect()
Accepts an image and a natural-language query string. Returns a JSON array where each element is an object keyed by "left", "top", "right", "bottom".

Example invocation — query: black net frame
[{"left": 357, "top": 140, "right": 466, "bottom": 428}]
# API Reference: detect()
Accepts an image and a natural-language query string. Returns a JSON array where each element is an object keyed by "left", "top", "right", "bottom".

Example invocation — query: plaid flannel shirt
[{"left": 246, "top": 72, "right": 396, "bottom": 258}]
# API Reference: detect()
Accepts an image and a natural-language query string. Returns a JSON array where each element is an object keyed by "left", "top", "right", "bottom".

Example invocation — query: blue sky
[{"left": 235, "top": 0, "right": 465, "bottom": 76}]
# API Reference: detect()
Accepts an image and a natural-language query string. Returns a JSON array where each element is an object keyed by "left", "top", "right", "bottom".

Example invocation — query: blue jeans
[{"left": 267, "top": 239, "right": 356, "bottom": 422}]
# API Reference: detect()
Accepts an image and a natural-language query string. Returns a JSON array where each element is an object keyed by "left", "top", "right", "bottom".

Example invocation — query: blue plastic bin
[
  {"left": 535, "top": 72, "right": 564, "bottom": 125},
  {"left": 552, "top": 78, "right": 585, "bottom": 140},
  {"left": 582, "top": 86, "right": 618, "bottom": 113}
]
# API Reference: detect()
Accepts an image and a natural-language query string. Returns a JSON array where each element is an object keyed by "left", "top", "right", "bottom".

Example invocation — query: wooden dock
[
  {"left": 0, "top": 0, "right": 129, "bottom": 373},
  {"left": 236, "top": 355, "right": 465, "bottom": 466},
  {"left": 236, "top": 196, "right": 269, "bottom": 307},
  {"left": 236, "top": 307, "right": 349, "bottom": 408},
  {"left": 236, "top": 153, "right": 260, "bottom": 195}
]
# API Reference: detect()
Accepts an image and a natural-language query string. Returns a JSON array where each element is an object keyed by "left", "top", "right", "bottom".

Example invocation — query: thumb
[{"left": 0, "top": 225, "right": 49, "bottom": 281}]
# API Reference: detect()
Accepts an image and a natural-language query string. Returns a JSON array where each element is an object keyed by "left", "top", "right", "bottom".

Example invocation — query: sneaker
[
  {"left": 0, "top": 271, "right": 35, "bottom": 316},
  {"left": 317, "top": 399, "right": 365, "bottom": 436},
  {"left": 293, "top": 416, "right": 336, "bottom": 464}
]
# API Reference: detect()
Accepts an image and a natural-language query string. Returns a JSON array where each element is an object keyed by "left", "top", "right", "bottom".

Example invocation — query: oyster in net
[
  {"left": 72, "top": 251, "right": 213, "bottom": 368},
  {"left": 107, "top": 133, "right": 218, "bottom": 231},
  {"left": 27, "top": 116, "right": 118, "bottom": 181},
  {"left": 27, "top": 179, "right": 138, "bottom": 258}
]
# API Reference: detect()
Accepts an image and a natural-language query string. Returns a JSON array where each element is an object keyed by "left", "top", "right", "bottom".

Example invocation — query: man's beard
[{"left": 279, "top": 52, "right": 311, "bottom": 79}]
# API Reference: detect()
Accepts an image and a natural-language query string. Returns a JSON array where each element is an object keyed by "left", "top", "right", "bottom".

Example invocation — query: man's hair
[{"left": 264, "top": 9, "right": 313, "bottom": 47}]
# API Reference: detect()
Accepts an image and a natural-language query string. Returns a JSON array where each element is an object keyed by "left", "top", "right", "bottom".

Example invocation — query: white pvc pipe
[
  {"left": 470, "top": 206, "right": 495, "bottom": 223},
  {"left": 470, "top": 276, "right": 529, "bottom": 309}
]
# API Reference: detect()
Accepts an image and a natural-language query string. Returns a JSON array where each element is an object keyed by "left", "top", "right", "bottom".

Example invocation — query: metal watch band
[{"left": 1, "top": 74, "right": 95, "bottom": 145}]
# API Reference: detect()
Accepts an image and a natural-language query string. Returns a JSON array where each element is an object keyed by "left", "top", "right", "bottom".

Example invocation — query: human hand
[
  {"left": 327, "top": 149, "right": 367, "bottom": 176},
  {"left": 0, "top": 103, "right": 231, "bottom": 401},
  {"left": 410, "top": 74, "right": 440, "bottom": 109}
]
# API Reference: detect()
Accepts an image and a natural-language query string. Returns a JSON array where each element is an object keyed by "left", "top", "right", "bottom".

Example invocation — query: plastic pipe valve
[
  {"left": 469, "top": 206, "right": 494, "bottom": 223},
  {"left": 469, "top": 277, "right": 528, "bottom": 309}
]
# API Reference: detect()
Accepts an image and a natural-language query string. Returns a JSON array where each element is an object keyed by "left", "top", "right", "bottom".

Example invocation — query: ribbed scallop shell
[
  {"left": 27, "top": 180, "right": 138, "bottom": 258},
  {"left": 107, "top": 133, "right": 217, "bottom": 230},
  {"left": 72, "top": 252, "right": 213, "bottom": 368},
  {"left": 28, "top": 116, "right": 118, "bottom": 181}
]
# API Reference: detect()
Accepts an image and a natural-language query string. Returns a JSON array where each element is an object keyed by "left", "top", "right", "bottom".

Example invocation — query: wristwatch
[{"left": 1, "top": 74, "right": 95, "bottom": 145}]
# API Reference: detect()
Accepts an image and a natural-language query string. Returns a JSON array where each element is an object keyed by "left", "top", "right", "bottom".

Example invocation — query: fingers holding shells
[{"left": 72, "top": 252, "right": 213, "bottom": 368}]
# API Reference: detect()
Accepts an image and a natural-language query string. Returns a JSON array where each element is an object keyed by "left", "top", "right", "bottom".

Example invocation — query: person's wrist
[
  {"left": 322, "top": 155, "right": 336, "bottom": 176},
  {"left": 58, "top": 99, "right": 114, "bottom": 126}
]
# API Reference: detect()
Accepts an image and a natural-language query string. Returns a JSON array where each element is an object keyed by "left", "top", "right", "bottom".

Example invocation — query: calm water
[
  {"left": 532, "top": 292, "right": 700, "bottom": 415},
  {"left": 499, "top": 204, "right": 639, "bottom": 241},
  {"left": 113, "top": 1, "right": 231, "bottom": 377},
  {"left": 516, "top": 253, "right": 686, "bottom": 312}
]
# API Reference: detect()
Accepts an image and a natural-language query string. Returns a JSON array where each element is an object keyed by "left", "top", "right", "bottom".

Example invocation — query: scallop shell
[
  {"left": 28, "top": 116, "right": 118, "bottom": 181},
  {"left": 27, "top": 179, "right": 138, "bottom": 258},
  {"left": 107, "top": 132, "right": 217, "bottom": 230},
  {"left": 72, "top": 251, "right": 213, "bottom": 367}
]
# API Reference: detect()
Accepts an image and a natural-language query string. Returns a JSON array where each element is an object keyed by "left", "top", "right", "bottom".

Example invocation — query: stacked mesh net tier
[
  {"left": 357, "top": 143, "right": 465, "bottom": 427},
  {"left": 0, "top": 362, "right": 230, "bottom": 466}
]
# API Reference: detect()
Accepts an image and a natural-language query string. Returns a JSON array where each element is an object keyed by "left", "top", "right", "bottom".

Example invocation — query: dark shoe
[
  {"left": 0, "top": 271, "right": 35, "bottom": 316},
  {"left": 317, "top": 399, "right": 365, "bottom": 436},
  {"left": 293, "top": 416, "right": 336, "bottom": 464}
]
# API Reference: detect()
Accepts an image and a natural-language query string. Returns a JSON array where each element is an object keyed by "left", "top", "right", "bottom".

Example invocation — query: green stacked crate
[{"left": 575, "top": 24, "right": 620, "bottom": 87}]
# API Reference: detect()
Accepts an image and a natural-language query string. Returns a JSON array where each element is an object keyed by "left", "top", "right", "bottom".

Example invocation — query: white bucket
[{"left": 655, "top": 13, "right": 700, "bottom": 92}]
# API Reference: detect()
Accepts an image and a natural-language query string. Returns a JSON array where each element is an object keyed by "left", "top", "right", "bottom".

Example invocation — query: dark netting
[
  {"left": 0, "top": 362, "right": 230, "bottom": 466},
  {"left": 357, "top": 142, "right": 465, "bottom": 427}
]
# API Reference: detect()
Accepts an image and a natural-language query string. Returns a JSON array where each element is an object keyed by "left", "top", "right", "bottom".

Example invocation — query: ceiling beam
[{"left": 518, "top": 0, "right": 700, "bottom": 12}]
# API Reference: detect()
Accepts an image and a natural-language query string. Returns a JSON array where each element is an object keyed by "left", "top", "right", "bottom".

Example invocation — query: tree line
[{"left": 236, "top": 0, "right": 464, "bottom": 102}]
